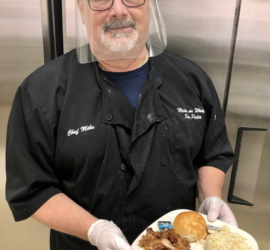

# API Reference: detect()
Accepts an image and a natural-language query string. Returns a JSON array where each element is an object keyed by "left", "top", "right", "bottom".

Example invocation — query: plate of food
[{"left": 131, "top": 209, "right": 258, "bottom": 250}]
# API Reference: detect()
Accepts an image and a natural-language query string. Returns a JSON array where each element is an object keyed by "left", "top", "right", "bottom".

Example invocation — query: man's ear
[{"left": 77, "top": 0, "right": 85, "bottom": 24}]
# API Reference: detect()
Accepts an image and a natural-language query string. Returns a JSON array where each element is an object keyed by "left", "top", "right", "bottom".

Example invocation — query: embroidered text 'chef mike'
[{"left": 67, "top": 124, "right": 95, "bottom": 136}]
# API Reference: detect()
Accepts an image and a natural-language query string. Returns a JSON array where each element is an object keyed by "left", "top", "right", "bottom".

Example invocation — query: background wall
[{"left": 0, "top": 0, "right": 49, "bottom": 249}]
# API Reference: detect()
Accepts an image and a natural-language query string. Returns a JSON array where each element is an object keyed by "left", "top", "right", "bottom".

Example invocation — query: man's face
[{"left": 77, "top": 0, "right": 151, "bottom": 59}]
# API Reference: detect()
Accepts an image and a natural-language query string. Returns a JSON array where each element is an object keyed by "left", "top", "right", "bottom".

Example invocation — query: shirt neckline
[{"left": 102, "top": 61, "right": 150, "bottom": 80}]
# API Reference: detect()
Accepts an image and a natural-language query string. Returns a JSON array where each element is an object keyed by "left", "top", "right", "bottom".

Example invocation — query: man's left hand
[{"left": 199, "top": 196, "right": 238, "bottom": 227}]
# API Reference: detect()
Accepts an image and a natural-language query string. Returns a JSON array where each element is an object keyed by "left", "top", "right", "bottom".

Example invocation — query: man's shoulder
[
  {"left": 22, "top": 49, "right": 77, "bottom": 91},
  {"left": 155, "top": 51, "right": 214, "bottom": 98},
  {"left": 15, "top": 49, "right": 82, "bottom": 126},
  {"left": 157, "top": 50, "right": 207, "bottom": 77}
]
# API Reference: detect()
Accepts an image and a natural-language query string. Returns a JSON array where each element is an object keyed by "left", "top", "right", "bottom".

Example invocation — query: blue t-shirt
[{"left": 103, "top": 61, "right": 149, "bottom": 108}]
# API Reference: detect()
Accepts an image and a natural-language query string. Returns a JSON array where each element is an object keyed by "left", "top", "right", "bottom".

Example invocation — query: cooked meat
[
  {"left": 138, "top": 228, "right": 190, "bottom": 250},
  {"left": 160, "top": 238, "right": 175, "bottom": 250}
]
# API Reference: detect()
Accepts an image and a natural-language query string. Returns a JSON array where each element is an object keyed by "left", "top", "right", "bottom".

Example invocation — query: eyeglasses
[{"left": 87, "top": 0, "right": 146, "bottom": 11}]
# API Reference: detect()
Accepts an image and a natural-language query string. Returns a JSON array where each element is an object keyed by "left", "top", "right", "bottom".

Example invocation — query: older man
[{"left": 6, "top": 1, "right": 237, "bottom": 250}]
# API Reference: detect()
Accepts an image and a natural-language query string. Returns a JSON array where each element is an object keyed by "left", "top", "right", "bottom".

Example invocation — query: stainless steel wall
[
  {"left": 63, "top": 0, "right": 76, "bottom": 54},
  {"left": 0, "top": 0, "right": 44, "bottom": 104},
  {"left": 158, "top": 0, "right": 236, "bottom": 104},
  {"left": 224, "top": 1, "right": 270, "bottom": 249},
  {"left": 0, "top": 1, "right": 49, "bottom": 250}
]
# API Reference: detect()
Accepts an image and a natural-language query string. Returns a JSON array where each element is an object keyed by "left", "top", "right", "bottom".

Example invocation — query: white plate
[{"left": 131, "top": 209, "right": 258, "bottom": 250}]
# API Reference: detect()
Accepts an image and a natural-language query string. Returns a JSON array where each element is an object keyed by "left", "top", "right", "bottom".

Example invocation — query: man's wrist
[{"left": 88, "top": 219, "right": 106, "bottom": 245}]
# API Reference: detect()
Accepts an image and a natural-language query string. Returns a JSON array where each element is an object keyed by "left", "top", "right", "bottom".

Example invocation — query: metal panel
[
  {"left": 63, "top": 0, "right": 76, "bottom": 54},
  {"left": 0, "top": 0, "right": 44, "bottom": 104},
  {"left": 158, "top": 0, "right": 236, "bottom": 104},
  {"left": 0, "top": 1, "right": 49, "bottom": 250},
  {"left": 224, "top": 0, "right": 270, "bottom": 248}
]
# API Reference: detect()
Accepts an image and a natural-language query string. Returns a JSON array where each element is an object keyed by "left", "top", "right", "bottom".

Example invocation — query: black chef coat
[{"left": 6, "top": 49, "right": 234, "bottom": 250}]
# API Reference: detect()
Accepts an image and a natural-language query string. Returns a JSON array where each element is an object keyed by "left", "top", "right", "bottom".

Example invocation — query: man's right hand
[{"left": 88, "top": 220, "right": 132, "bottom": 250}]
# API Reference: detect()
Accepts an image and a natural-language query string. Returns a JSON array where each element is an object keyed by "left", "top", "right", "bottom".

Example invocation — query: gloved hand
[
  {"left": 199, "top": 196, "right": 238, "bottom": 227},
  {"left": 88, "top": 220, "right": 132, "bottom": 250}
]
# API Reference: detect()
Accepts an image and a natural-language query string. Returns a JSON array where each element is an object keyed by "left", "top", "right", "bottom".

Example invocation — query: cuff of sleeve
[
  {"left": 199, "top": 156, "right": 233, "bottom": 174},
  {"left": 10, "top": 186, "right": 62, "bottom": 221}
]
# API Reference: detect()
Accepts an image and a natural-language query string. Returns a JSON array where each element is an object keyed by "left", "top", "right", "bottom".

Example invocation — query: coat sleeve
[
  {"left": 194, "top": 74, "right": 235, "bottom": 173},
  {"left": 6, "top": 85, "right": 62, "bottom": 221}
]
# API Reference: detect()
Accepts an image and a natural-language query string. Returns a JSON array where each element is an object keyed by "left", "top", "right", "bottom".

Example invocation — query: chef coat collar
[
  {"left": 93, "top": 57, "right": 166, "bottom": 136},
  {"left": 94, "top": 56, "right": 163, "bottom": 87}
]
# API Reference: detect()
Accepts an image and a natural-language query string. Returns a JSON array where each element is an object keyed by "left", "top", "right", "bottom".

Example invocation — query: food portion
[
  {"left": 204, "top": 225, "right": 252, "bottom": 250},
  {"left": 173, "top": 211, "right": 208, "bottom": 243},
  {"left": 137, "top": 211, "right": 254, "bottom": 250},
  {"left": 138, "top": 228, "right": 190, "bottom": 250}
]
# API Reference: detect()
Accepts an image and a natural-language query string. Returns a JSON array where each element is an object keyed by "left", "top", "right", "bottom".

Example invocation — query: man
[{"left": 6, "top": 0, "right": 237, "bottom": 250}]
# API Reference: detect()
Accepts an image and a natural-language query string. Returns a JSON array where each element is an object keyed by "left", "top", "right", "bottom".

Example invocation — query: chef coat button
[
  {"left": 129, "top": 213, "right": 135, "bottom": 220},
  {"left": 157, "top": 110, "right": 163, "bottom": 116},
  {"left": 167, "top": 206, "right": 172, "bottom": 212},
  {"left": 106, "top": 114, "right": 113, "bottom": 121},
  {"left": 161, "top": 159, "right": 167, "bottom": 166},
  {"left": 121, "top": 164, "right": 126, "bottom": 171}
]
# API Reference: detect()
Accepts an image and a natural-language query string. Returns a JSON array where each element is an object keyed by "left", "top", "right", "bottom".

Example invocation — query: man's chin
[
  {"left": 100, "top": 35, "right": 139, "bottom": 53},
  {"left": 104, "top": 42, "right": 135, "bottom": 53}
]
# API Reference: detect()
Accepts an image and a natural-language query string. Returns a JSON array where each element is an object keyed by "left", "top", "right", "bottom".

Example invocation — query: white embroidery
[
  {"left": 80, "top": 125, "right": 95, "bottom": 132},
  {"left": 191, "top": 114, "right": 202, "bottom": 120},
  {"left": 67, "top": 124, "right": 95, "bottom": 136},
  {"left": 177, "top": 108, "right": 188, "bottom": 113},
  {"left": 177, "top": 107, "right": 205, "bottom": 120},
  {"left": 67, "top": 129, "right": 79, "bottom": 136},
  {"left": 194, "top": 108, "right": 205, "bottom": 113}
]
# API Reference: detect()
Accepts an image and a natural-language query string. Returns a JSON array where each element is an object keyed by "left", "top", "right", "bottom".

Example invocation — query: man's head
[{"left": 77, "top": 0, "right": 151, "bottom": 60}]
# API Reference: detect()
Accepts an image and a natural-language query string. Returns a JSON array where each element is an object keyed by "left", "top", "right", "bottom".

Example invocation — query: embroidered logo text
[
  {"left": 177, "top": 107, "right": 205, "bottom": 120},
  {"left": 67, "top": 124, "right": 95, "bottom": 136}
]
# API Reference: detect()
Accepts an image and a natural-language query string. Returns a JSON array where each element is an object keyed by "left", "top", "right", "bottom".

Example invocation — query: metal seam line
[
  {"left": 40, "top": 0, "right": 63, "bottom": 64},
  {"left": 222, "top": 0, "right": 243, "bottom": 116},
  {"left": 51, "top": 0, "right": 57, "bottom": 59}
]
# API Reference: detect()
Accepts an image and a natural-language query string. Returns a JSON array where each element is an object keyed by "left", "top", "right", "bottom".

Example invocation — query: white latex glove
[
  {"left": 88, "top": 220, "right": 132, "bottom": 250},
  {"left": 199, "top": 196, "right": 238, "bottom": 227}
]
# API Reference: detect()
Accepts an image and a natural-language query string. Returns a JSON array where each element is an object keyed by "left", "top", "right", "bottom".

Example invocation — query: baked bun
[{"left": 173, "top": 211, "right": 207, "bottom": 242}]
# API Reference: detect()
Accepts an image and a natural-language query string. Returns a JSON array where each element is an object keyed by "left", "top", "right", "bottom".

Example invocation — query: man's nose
[{"left": 110, "top": 0, "right": 128, "bottom": 18}]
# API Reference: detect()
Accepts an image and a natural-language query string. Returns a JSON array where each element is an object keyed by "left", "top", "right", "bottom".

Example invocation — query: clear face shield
[{"left": 76, "top": 0, "right": 167, "bottom": 64}]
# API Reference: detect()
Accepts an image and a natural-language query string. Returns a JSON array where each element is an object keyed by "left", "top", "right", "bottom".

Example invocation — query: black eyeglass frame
[{"left": 87, "top": 0, "right": 146, "bottom": 11}]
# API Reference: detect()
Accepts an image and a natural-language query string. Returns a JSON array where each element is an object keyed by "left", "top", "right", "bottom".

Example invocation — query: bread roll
[{"left": 173, "top": 211, "right": 207, "bottom": 242}]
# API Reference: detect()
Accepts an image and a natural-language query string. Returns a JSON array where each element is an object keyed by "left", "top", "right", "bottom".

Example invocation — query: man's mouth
[{"left": 107, "top": 26, "right": 132, "bottom": 31}]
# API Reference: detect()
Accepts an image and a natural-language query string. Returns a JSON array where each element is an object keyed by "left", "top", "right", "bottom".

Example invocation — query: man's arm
[
  {"left": 31, "top": 193, "right": 133, "bottom": 250},
  {"left": 31, "top": 193, "right": 98, "bottom": 241},
  {"left": 197, "top": 166, "right": 225, "bottom": 204}
]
